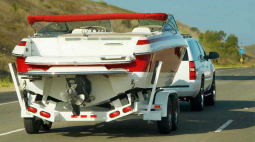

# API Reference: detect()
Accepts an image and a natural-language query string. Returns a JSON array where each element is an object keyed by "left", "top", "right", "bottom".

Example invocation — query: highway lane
[
  {"left": 0, "top": 91, "right": 17, "bottom": 104},
  {"left": 0, "top": 67, "right": 254, "bottom": 142}
]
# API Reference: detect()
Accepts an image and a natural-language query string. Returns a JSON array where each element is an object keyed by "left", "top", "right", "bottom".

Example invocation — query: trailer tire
[
  {"left": 190, "top": 79, "right": 204, "bottom": 111},
  {"left": 171, "top": 97, "right": 179, "bottom": 131},
  {"left": 41, "top": 121, "right": 52, "bottom": 131},
  {"left": 157, "top": 97, "right": 172, "bottom": 134},
  {"left": 205, "top": 75, "right": 216, "bottom": 106},
  {"left": 24, "top": 117, "right": 42, "bottom": 134}
]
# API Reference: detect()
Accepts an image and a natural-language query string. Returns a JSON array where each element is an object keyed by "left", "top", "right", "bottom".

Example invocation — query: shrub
[
  {"left": 190, "top": 27, "right": 199, "bottom": 32},
  {"left": 12, "top": 2, "right": 18, "bottom": 11},
  {"left": 98, "top": 1, "right": 107, "bottom": 5},
  {"left": 44, "top": 4, "right": 51, "bottom": 9}
]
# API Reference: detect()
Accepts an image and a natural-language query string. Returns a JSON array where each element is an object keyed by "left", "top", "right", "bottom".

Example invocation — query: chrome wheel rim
[
  {"left": 213, "top": 84, "right": 216, "bottom": 101},
  {"left": 201, "top": 87, "right": 204, "bottom": 107},
  {"left": 168, "top": 103, "right": 172, "bottom": 128},
  {"left": 174, "top": 110, "right": 178, "bottom": 125},
  {"left": 168, "top": 111, "right": 172, "bottom": 127}
]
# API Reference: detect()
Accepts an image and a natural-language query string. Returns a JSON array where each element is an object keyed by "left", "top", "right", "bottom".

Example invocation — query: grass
[
  {"left": 214, "top": 64, "right": 252, "bottom": 69},
  {"left": 0, "top": 70, "right": 13, "bottom": 89},
  {"left": 244, "top": 44, "right": 255, "bottom": 58},
  {"left": 0, "top": 78, "right": 13, "bottom": 88}
]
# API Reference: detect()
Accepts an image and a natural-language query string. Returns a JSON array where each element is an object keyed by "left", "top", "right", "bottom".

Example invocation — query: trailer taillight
[
  {"left": 189, "top": 61, "right": 196, "bottom": 80},
  {"left": 40, "top": 111, "right": 51, "bottom": 118},
  {"left": 154, "top": 105, "right": 161, "bottom": 109},
  {"left": 81, "top": 115, "right": 87, "bottom": 118},
  {"left": 18, "top": 41, "right": 27, "bottom": 46},
  {"left": 109, "top": 111, "right": 120, "bottom": 118},
  {"left": 27, "top": 106, "right": 37, "bottom": 113},
  {"left": 123, "top": 106, "right": 132, "bottom": 113},
  {"left": 71, "top": 115, "right": 78, "bottom": 118},
  {"left": 90, "top": 115, "right": 97, "bottom": 118}
]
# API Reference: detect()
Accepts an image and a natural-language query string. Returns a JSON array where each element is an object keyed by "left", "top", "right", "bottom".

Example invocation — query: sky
[{"left": 94, "top": 0, "right": 255, "bottom": 46}]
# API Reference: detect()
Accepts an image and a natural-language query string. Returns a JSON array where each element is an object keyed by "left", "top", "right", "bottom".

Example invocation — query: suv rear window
[
  {"left": 182, "top": 50, "right": 189, "bottom": 61},
  {"left": 188, "top": 40, "right": 200, "bottom": 61}
]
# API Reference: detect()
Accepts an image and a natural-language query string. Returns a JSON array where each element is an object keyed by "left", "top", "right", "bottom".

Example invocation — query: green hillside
[
  {"left": 243, "top": 44, "right": 255, "bottom": 66},
  {"left": 244, "top": 44, "right": 255, "bottom": 58}
]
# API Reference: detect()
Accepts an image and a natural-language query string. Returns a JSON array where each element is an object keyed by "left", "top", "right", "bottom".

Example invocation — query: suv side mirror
[{"left": 208, "top": 52, "right": 219, "bottom": 59}]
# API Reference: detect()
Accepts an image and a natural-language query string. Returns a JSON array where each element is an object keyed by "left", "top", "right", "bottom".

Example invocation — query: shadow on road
[
  {"left": 43, "top": 100, "right": 255, "bottom": 138},
  {"left": 216, "top": 76, "right": 255, "bottom": 80}
]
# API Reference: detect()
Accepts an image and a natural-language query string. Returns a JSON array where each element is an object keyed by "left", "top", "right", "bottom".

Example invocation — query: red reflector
[
  {"left": 190, "top": 71, "right": 196, "bottom": 80},
  {"left": 189, "top": 61, "right": 195, "bottom": 68},
  {"left": 71, "top": 115, "right": 78, "bottom": 118},
  {"left": 27, "top": 106, "right": 37, "bottom": 113},
  {"left": 90, "top": 115, "right": 97, "bottom": 118},
  {"left": 154, "top": 105, "right": 161, "bottom": 109},
  {"left": 137, "top": 40, "right": 149, "bottom": 45},
  {"left": 40, "top": 111, "right": 51, "bottom": 118},
  {"left": 80, "top": 115, "right": 87, "bottom": 118},
  {"left": 123, "top": 106, "right": 132, "bottom": 113},
  {"left": 18, "top": 41, "right": 27, "bottom": 46},
  {"left": 189, "top": 61, "right": 196, "bottom": 80},
  {"left": 109, "top": 111, "right": 120, "bottom": 118}
]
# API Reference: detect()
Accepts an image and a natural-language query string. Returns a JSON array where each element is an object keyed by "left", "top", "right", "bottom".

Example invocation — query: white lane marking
[
  {"left": 215, "top": 120, "right": 233, "bottom": 132},
  {"left": 0, "top": 101, "right": 18, "bottom": 106},
  {"left": 235, "top": 74, "right": 240, "bottom": 76},
  {"left": 244, "top": 108, "right": 249, "bottom": 109},
  {"left": 0, "top": 128, "right": 24, "bottom": 136}
]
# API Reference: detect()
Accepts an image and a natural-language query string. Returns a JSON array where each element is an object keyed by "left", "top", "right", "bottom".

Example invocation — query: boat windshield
[
  {"left": 33, "top": 19, "right": 166, "bottom": 37},
  {"left": 36, "top": 20, "right": 112, "bottom": 36}
]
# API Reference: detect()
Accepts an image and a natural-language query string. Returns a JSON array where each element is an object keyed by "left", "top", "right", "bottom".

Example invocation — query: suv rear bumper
[{"left": 165, "top": 80, "right": 201, "bottom": 98}]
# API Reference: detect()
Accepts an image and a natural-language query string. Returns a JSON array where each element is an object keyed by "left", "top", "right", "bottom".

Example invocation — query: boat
[{"left": 10, "top": 13, "right": 188, "bottom": 134}]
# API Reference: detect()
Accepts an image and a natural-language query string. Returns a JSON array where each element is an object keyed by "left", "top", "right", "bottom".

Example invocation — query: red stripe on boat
[
  {"left": 16, "top": 57, "right": 50, "bottom": 73},
  {"left": 16, "top": 54, "right": 151, "bottom": 73},
  {"left": 27, "top": 13, "right": 168, "bottom": 25},
  {"left": 105, "top": 54, "right": 151, "bottom": 72}
]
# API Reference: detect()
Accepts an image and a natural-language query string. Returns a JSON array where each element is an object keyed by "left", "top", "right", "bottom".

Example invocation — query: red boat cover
[{"left": 27, "top": 13, "right": 168, "bottom": 25}]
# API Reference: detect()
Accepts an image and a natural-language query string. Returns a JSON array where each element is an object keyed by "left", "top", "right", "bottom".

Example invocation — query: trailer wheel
[
  {"left": 205, "top": 75, "right": 216, "bottom": 106},
  {"left": 24, "top": 117, "right": 42, "bottom": 134},
  {"left": 41, "top": 121, "right": 52, "bottom": 131},
  {"left": 157, "top": 97, "right": 172, "bottom": 134},
  {"left": 190, "top": 79, "right": 204, "bottom": 111},
  {"left": 171, "top": 98, "right": 179, "bottom": 131}
]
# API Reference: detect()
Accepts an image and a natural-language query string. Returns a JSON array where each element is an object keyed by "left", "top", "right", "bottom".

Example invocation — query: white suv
[{"left": 167, "top": 36, "right": 219, "bottom": 111}]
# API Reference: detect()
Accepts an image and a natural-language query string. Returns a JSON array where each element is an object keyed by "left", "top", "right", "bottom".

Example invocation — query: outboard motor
[{"left": 66, "top": 75, "right": 92, "bottom": 115}]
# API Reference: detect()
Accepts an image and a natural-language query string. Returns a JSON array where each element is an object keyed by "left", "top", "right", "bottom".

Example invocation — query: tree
[
  {"left": 224, "top": 34, "right": 238, "bottom": 48},
  {"left": 218, "top": 30, "right": 226, "bottom": 41},
  {"left": 190, "top": 27, "right": 199, "bottom": 32}
]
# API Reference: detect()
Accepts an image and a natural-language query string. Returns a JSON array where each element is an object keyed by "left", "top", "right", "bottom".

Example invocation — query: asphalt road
[{"left": 0, "top": 68, "right": 254, "bottom": 142}]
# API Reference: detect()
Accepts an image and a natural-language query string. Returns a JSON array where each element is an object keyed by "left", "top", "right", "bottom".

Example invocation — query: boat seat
[{"left": 132, "top": 27, "right": 152, "bottom": 34}]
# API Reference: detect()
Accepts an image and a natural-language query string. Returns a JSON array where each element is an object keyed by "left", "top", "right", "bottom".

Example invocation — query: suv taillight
[{"left": 189, "top": 61, "right": 196, "bottom": 80}]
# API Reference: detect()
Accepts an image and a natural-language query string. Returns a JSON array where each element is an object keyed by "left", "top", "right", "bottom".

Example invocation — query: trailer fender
[{"left": 155, "top": 90, "right": 178, "bottom": 117}]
